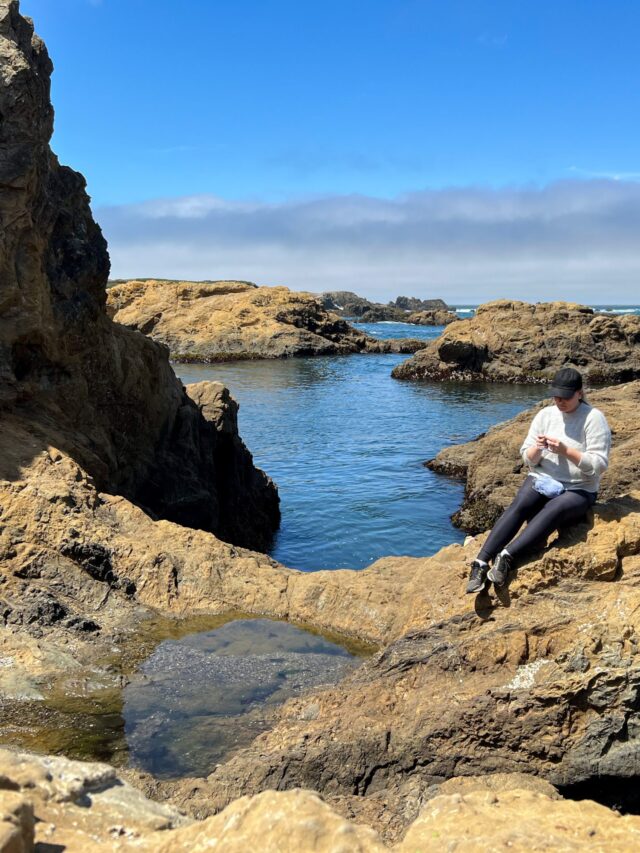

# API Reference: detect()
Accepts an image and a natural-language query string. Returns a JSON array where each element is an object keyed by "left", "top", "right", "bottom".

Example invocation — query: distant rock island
[
  {"left": 321, "top": 291, "right": 457, "bottom": 324},
  {"left": 107, "top": 279, "right": 428, "bottom": 361},
  {"left": 393, "top": 299, "right": 640, "bottom": 383}
]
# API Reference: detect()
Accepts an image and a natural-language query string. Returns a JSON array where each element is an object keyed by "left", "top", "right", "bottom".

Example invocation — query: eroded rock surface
[
  {"left": 428, "top": 380, "right": 640, "bottom": 532},
  {"left": 3, "top": 749, "right": 640, "bottom": 852},
  {"left": 0, "top": 2, "right": 277, "bottom": 549},
  {"left": 392, "top": 300, "right": 640, "bottom": 383},
  {"left": 107, "top": 280, "right": 427, "bottom": 361}
]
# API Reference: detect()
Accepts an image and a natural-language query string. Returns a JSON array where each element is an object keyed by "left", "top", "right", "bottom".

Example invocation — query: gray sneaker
[
  {"left": 487, "top": 552, "right": 513, "bottom": 586},
  {"left": 466, "top": 560, "right": 489, "bottom": 594}
]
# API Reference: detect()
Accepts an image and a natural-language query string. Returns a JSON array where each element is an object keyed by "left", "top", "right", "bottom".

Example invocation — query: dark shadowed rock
[{"left": 0, "top": 3, "right": 277, "bottom": 549}]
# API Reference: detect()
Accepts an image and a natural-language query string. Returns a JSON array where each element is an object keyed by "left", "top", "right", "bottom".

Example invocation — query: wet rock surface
[
  {"left": 107, "top": 279, "right": 428, "bottom": 361},
  {"left": 392, "top": 299, "right": 640, "bottom": 383}
]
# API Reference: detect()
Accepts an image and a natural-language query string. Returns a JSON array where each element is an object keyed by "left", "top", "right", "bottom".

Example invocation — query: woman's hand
[
  {"left": 540, "top": 435, "right": 583, "bottom": 466},
  {"left": 542, "top": 436, "right": 567, "bottom": 456}
]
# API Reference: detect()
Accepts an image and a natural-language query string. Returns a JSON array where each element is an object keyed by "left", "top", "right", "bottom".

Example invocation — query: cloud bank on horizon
[{"left": 99, "top": 179, "right": 640, "bottom": 304}]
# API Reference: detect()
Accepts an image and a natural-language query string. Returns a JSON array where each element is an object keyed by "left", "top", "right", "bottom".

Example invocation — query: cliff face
[
  {"left": 392, "top": 300, "right": 640, "bottom": 383},
  {"left": 0, "top": 2, "right": 278, "bottom": 549}
]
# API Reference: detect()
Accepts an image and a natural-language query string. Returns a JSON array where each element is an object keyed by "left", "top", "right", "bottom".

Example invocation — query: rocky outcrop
[
  {"left": 2, "top": 380, "right": 640, "bottom": 845},
  {"left": 0, "top": 2, "right": 278, "bottom": 549},
  {"left": 321, "top": 291, "right": 453, "bottom": 324},
  {"left": 427, "top": 381, "right": 640, "bottom": 532},
  {"left": 394, "top": 296, "right": 449, "bottom": 313},
  {"left": 107, "top": 280, "right": 427, "bottom": 360},
  {"left": 406, "top": 309, "right": 457, "bottom": 325},
  {"left": 392, "top": 300, "right": 640, "bottom": 382},
  {"left": 4, "top": 749, "right": 640, "bottom": 851}
]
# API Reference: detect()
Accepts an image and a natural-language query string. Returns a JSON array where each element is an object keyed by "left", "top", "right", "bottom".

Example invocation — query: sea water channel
[{"left": 114, "top": 322, "right": 546, "bottom": 778}]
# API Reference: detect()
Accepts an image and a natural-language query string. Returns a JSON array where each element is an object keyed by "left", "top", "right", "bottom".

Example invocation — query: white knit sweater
[{"left": 520, "top": 402, "right": 611, "bottom": 493}]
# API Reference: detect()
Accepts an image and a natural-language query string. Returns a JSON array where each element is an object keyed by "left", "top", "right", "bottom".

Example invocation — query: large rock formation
[
  {"left": 3, "top": 422, "right": 640, "bottom": 842},
  {"left": 5, "top": 748, "right": 640, "bottom": 851},
  {"left": 427, "top": 381, "right": 640, "bottom": 532},
  {"left": 392, "top": 300, "right": 640, "bottom": 382},
  {"left": 107, "top": 280, "right": 428, "bottom": 361},
  {"left": 0, "top": 2, "right": 278, "bottom": 549}
]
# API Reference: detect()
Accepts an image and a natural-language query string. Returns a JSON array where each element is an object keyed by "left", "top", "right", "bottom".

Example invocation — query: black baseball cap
[{"left": 549, "top": 367, "right": 583, "bottom": 398}]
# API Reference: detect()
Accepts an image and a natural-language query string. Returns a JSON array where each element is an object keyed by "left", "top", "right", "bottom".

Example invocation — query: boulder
[
  {"left": 393, "top": 296, "right": 449, "bottom": 313},
  {"left": 107, "top": 280, "right": 427, "bottom": 360},
  {"left": 3, "top": 748, "right": 640, "bottom": 851},
  {"left": 0, "top": 2, "right": 278, "bottom": 549},
  {"left": 427, "top": 380, "right": 640, "bottom": 533},
  {"left": 392, "top": 300, "right": 640, "bottom": 383},
  {"left": 406, "top": 309, "right": 457, "bottom": 325}
]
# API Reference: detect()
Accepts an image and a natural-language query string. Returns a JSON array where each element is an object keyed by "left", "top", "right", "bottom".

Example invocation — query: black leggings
[{"left": 478, "top": 476, "right": 596, "bottom": 563}]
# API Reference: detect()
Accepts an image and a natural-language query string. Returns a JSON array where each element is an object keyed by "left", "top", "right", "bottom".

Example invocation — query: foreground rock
[
  {"left": 150, "top": 487, "right": 640, "bottom": 838},
  {"left": 428, "top": 380, "right": 640, "bottom": 532},
  {"left": 107, "top": 280, "right": 427, "bottom": 361},
  {"left": 3, "top": 749, "right": 640, "bottom": 851},
  {"left": 393, "top": 300, "right": 640, "bottom": 383},
  {"left": 0, "top": 3, "right": 277, "bottom": 550}
]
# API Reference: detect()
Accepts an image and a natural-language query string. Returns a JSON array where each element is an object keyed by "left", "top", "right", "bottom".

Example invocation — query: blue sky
[{"left": 20, "top": 0, "right": 640, "bottom": 301}]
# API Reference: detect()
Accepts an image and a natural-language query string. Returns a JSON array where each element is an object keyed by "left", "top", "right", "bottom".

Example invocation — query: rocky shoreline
[
  {"left": 392, "top": 299, "right": 640, "bottom": 383},
  {"left": 3, "top": 1, "right": 640, "bottom": 850}
]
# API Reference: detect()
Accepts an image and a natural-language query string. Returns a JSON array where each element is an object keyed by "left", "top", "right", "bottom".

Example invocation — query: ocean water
[
  {"left": 450, "top": 304, "right": 640, "bottom": 319},
  {"left": 175, "top": 323, "right": 544, "bottom": 571}
]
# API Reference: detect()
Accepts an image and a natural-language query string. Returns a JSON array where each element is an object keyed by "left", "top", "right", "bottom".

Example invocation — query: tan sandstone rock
[
  {"left": 401, "top": 788, "right": 640, "bottom": 852},
  {"left": 3, "top": 751, "right": 640, "bottom": 852},
  {"left": 107, "top": 279, "right": 427, "bottom": 361},
  {"left": 392, "top": 300, "right": 640, "bottom": 383}
]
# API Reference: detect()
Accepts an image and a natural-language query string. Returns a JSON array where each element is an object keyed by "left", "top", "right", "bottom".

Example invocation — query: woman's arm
[{"left": 520, "top": 410, "right": 546, "bottom": 467}]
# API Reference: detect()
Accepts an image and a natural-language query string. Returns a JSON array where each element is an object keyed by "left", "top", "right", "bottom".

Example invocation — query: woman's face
[{"left": 554, "top": 391, "right": 582, "bottom": 413}]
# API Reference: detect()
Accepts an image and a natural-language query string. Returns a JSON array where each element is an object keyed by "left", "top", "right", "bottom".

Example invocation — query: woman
[{"left": 466, "top": 367, "right": 611, "bottom": 593}]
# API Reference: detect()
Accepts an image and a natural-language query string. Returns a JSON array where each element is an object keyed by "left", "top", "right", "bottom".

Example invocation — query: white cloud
[{"left": 98, "top": 179, "right": 640, "bottom": 303}]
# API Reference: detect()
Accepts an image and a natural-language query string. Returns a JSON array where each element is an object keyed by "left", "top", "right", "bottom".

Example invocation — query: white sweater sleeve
[
  {"left": 520, "top": 410, "right": 546, "bottom": 468},
  {"left": 576, "top": 409, "right": 611, "bottom": 477}
]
